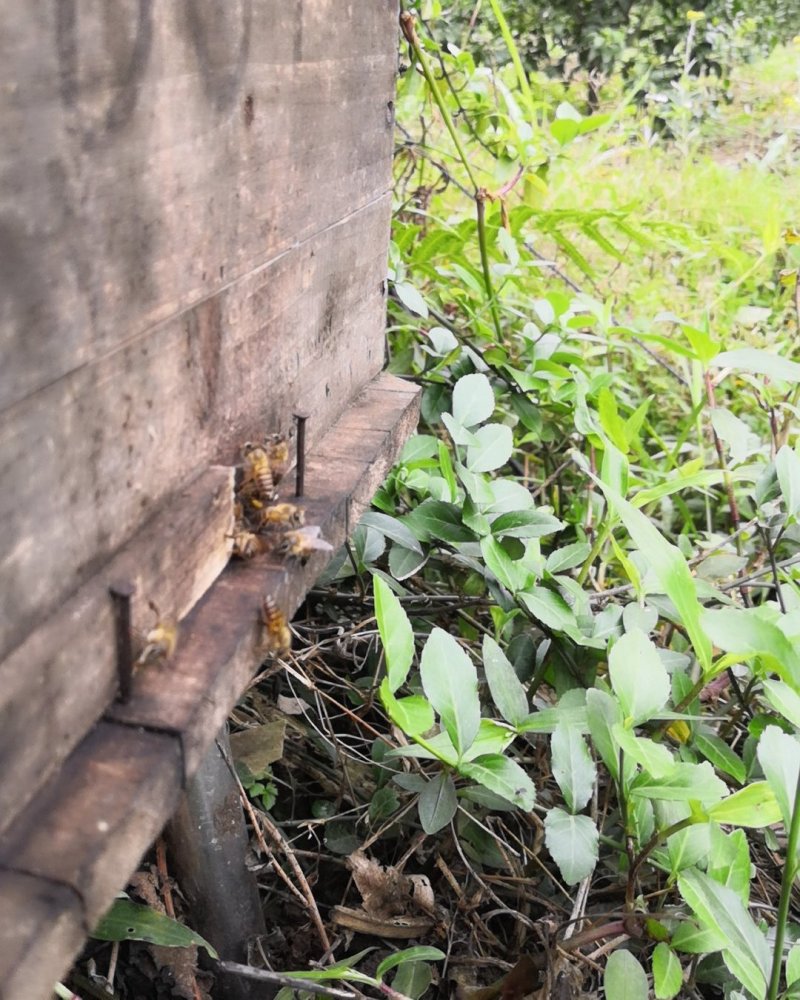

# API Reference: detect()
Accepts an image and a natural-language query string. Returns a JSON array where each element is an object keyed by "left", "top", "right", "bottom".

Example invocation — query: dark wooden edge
[{"left": 0, "top": 372, "right": 420, "bottom": 1000}]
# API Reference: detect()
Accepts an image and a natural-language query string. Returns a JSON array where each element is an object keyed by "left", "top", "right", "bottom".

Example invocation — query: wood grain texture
[
  {"left": 0, "top": 870, "right": 86, "bottom": 1000},
  {"left": 0, "top": 465, "right": 234, "bottom": 838},
  {"left": 0, "top": 723, "right": 183, "bottom": 926},
  {"left": 0, "top": 0, "right": 398, "bottom": 665}
]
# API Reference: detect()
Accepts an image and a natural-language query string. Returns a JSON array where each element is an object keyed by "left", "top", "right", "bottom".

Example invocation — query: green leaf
[
  {"left": 519, "top": 586, "right": 578, "bottom": 633},
  {"left": 550, "top": 118, "right": 580, "bottom": 145},
  {"left": 586, "top": 688, "right": 623, "bottom": 782},
  {"left": 678, "top": 869, "right": 769, "bottom": 999},
  {"left": 603, "top": 948, "right": 648, "bottom": 1000},
  {"left": 787, "top": 944, "right": 800, "bottom": 987},
  {"left": 467, "top": 423, "right": 513, "bottom": 472},
  {"left": 394, "top": 281, "right": 429, "bottom": 318},
  {"left": 420, "top": 628, "right": 480, "bottom": 757},
  {"left": 551, "top": 722, "right": 596, "bottom": 813},
  {"left": 418, "top": 772, "right": 458, "bottom": 834},
  {"left": 762, "top": 678, "right": 800, "bottom": 729},
  {"left": 388, "top": 543, "right": 428, "bottom": 581},
  {"left": 631, "top": 762, "right": 727, "bottom": 804},
  {"left": 713, "top": 347, "right": 800, "bottom": 383},
  {"left": 493, "top": 509, "right": 564, "bottom": 539},
  {"left": 483, "top": 635, "right": 529, "bottom": 727},
  {"left": 707, "top": 782, "right": 781, "bottom": 829},
  {"left": 598, "top": 387, "right": 629, "bottom": 452},
  {"left": 380, "top": 680, "right": 435, "bottom": 737},
  {"left": 374, "top": 576, "right": 415, "bottom": 693},
  {"left": 693, "top": 731, "right": 746, "bottom": 784},
  {"left": 622, "top": 603, "right": 658, "bottom": 634},
  {"left": 92, "top": 898, "right": 218, "bottom": 958},
  {"left": 361, "top": 512, "right": 423, "bottom": 554},
  {"left": 481, "top": 535, "right": 530, "bottom": 595},
  {"left": 613, "top": 724, "right": 675, "bottom": 778},
  {"left": 452, "top": 373, "right": 495, "bottom": 427},
  {"left": 459, "top": 719, "right": 516, "bottom": 761},
  {"left": 459, "top": 754, "right": 536, "bottom": 810},
  {"left": 546, "top": 541, "right": 591, "bottom": 574},
  {"left": 608, "top": 628, "right": 671, "bottom": 725},
  {"left": 543, "top": 807, "right": 598, "bottom": 885},
  {"left": 392, "top": 961, "right": 432, "bottom": 1000},
  {"left": 600, "top": 484, "right": 712, "bottom": 672},
  {"left": 777, "top": 445, "right": 800, "bottom": 518},
  {"left": 707, "top": 827, "right": 751, "bottom": 903},
  {"left": 653, "top": 942, "right": 683, "bottom": 1000},
  {"left": 756, "top": 725, "right": 800, "bottom": 832},
  {"left": 702, "top": 608, "right": 800, "bottom": 686},
  {"left": 376, "top": 947, "right": 445, "bottom": 980},
  {"left": 402, "top": 499, "right": 476, "bottom": 544},
  {"left": 671, "top": 920, "right": 728, "bottom": 954},
  {"left": 438, "top": 440, "right": 458, "bottom": 502}
]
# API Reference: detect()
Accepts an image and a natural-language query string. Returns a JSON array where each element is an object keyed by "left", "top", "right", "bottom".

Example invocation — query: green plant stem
[
  {"left": 767, "top": 769, "right": 800, "bottom": 1000},
  {"left": 400, "top": 13, "right": 479, "bottom": 191},
  {"left": 627, "top": 816, "right": 698, "bottom": 909},
  {"left": 485, "top": 0, "right": 536, "bottom": 125},
  {"left": 577, "top": 519, "right": 613, "bottom": 586},
  {"left": 476, "top": 193, "right": 504, "bottom": 341}
]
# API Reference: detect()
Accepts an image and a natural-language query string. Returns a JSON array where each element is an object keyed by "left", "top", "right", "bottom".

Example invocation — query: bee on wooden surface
[
  {"left": 259, "top": 595, "right": 291, "bottom": 658},
  {"left": 265, "top": 433, "right": 290, "bottom": 487},
  {"left": 252, "top": 502, "right": 305, "bottom": 531},
  {"left": 136, "top": 601, "right": 179, "bottom": 667},
  {"left": 229, "top": 528, "right": 269, "bottom": 560},
  {"left": 275, "top": 525, "right": 334, "bottom": 566},
  {"left": 241, "top": 442, "right": 277, "bottom": 502}
]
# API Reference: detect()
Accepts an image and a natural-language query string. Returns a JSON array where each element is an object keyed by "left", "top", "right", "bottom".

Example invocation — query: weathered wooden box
[{"left": 0, "top": 3, "right": 417, "bottom": 997}]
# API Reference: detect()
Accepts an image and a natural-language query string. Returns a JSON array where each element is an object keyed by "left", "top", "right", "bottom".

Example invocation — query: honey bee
[
  {"left": 136, "top": 601, "right": 179, "bottom": 666},
  {"left": 230, "top": 528, "right": 269, "bottom": 559},
  {"left": 265, "top": 433, "right": 290, "bottom": 487},
  {"left": 252, "top": 502, "right": 305, "bottom": 531},
  {"left": 259, "top": 595, "right": 291, "bottom": 658},
  {"left": 275, "top": 525, "right": 334, "bottom": 566},
  {"left": 241, "top": 442, "right": 276, "bottom": 502}
]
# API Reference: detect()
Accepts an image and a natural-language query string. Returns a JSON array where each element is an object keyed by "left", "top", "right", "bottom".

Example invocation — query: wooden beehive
[{"left": 0, "top": 3, "right": 418, "bottom": 997}]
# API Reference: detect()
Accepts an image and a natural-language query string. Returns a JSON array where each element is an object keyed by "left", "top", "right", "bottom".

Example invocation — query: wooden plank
[
  {"left": 107, "top": 373, "right": 421, "bottom": 777},
  {"left": 0, "top": 466, "right": 234, "bottom": 838},
  {"left": 0, "top": 196, "right": 391, "bottom": 666},
  {"left": 0, "top": 0, "right": 398, "bottom": 411},
  {"left": 0, "top": 723, "right": 183, "bottom": 928},
  {"left": 0, "top": 870, "right": 86, "bottom": 1000}
]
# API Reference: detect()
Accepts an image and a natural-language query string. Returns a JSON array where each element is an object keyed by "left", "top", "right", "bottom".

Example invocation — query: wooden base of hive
[{"left": 0, "top": 371, "right": 419, "bottom": 1000}]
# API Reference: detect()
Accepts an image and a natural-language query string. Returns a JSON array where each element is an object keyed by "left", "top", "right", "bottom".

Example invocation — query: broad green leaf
[
  {"left": 710, "top": 409, "right": 758, "bottom": 465},
  {"left": 544, "top": 807, "right": 598, "bottom": 885},
  {"left": 459, "top": 719, "right": 516, "bottom": 761},
  {"left": 388, "top": 543, "right": 428, "bottom": 581},
  {"left": 374, "top": 576, "right": 415, "bottom": 692},
  {"left": 613, "top": 724, "right": 675, "bottom": 778},
  {"left": 380, "top": 680, "right": 435, "bottom": 737},
  {"left": 678, "top": 869, "right": 770, "bottom": 999},
  {"left": 418, "top": 772, "right": 458, "bottom": 834},
  {"left": 392, "top": 961, "right": 432, "bottom": 999},
  {"left": 671, "top": 919, "right": 728, "bottom": 954},
  {"left": 708, "top": 826, "right": 751, "bottom": 903},
  {"left": 622, "top": 603, "right": 658, "bottom": 634},
  {"left": 546, "top": 541, "right": 591, "bottom": 574},
  {"left": 481, "top": 535, "right": 530, "bottom": 595},
  {"left": 631, "top": 762, "right": 727, "bottom": 804},
  {"left": 467, "top": 423, "right": 513, "bottom": 472},
  {"left": 438, "top": 440, "right": 458, "bottom": 502},
  {"left": 600, "top": 484, "right": 712, "bottom": 672},
  {"left": 609, "top": 628, "right": 670, "bottom": 725},
  {"left": 420, "top": 628, "right": 480, "bottom": 757},
  {"left": 756, "top": 725, "right": 800, "bottom": 831},
  {"left": 452, "top": 373, "right": 495, "bottom": 427},
  {"left": 493, "top": 509, "right": 564, "bottom": 539},
  {"left": 776, "top": 445, "right": 800, "bottom": 518},
  {"left": 653, "top": 942, "right": 683, "bottom": 1000},
  {"left": 586, "top": 688, "right": 623, "bottom": 782},
  {"left": 402, "top": 499, "right": 476, "bottom": 544},
  {"left": 712, "top": 347, "right": 800, "bottom": 384},
  {"left": 376, "top": 947, "right": 445, "bottom": 980},
  {"left": 551, "top": 722, "right": 596, "bottom": 813},
  {"left": 361, "top": 512, "right": 423, "bottom": 554},
  {"left": 394, "top": 281, "right": 429, "bottom": 318},
  {"left": 400, "top": 435, "right": 439, "bottom": 463},
  {"left": 519, "top": 587, "right": 578, "bottom": 633},
  {"left": 703, "top": 608, "right": 800, "bottom": 686},
  {"left": 693, "top": 731, "right": 746, "bottom": 784},
  {"left": 787, "top": 945, "right": 800, "bottom": 987},
  {"left": 603, "top": 949, "right": 648, "bottom": 1000},
  {"left": 483, "top": 635, "right": 529, "bottom": 727},
  {"left": 707, "top": 782, "right": 781, "bottom": 828},
  {"left": 763, "top": 678, "right": 800, "bottom": 728},
  {"left": 598, "top": 388, "right": 629, "bottom": 452},
  {"left": 459, "top": 754, "right": 536, "bottom": 810},
  {"left": 92, "top": 898, "right": 218, "bottom": 958}
]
